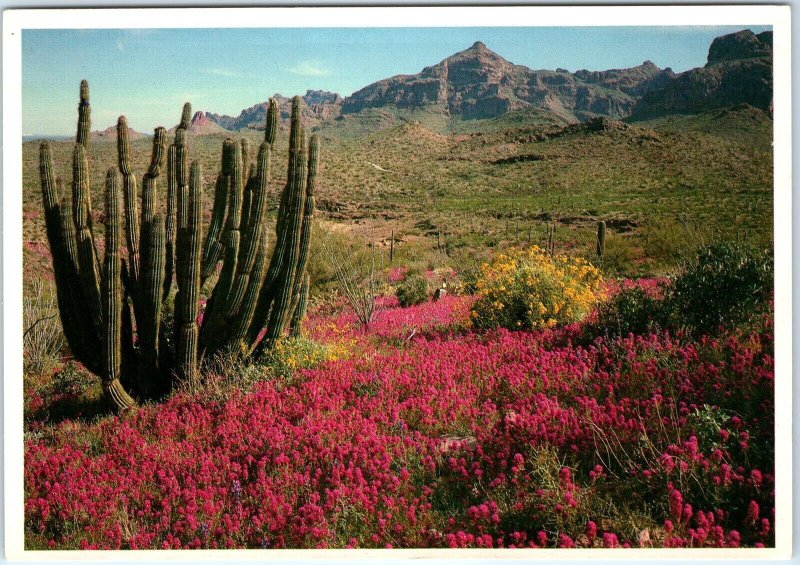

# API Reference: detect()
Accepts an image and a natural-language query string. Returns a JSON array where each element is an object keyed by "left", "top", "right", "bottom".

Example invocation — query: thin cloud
[
  {"left": 202, "top": 68, "right": 241, "bottom": 78},
  {"left": 288, "top": 61, "right": 330, "bottom": 77},
  {"left": 116, "top": 40, "right": 125, "bottom": 52}
]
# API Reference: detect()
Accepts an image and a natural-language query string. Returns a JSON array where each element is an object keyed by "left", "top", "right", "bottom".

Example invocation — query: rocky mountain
[
  {"left": 200, "top": 29, "right": 772, "bottom": 133},
  {"left": 207, "top": 90, "right": 342, "bottom": 131},
  {"left": 630, "top": 30, "right": 772, "bottom": 120},
  {"left": 340, "top": 41, "right": 675, "bottom": 123}
]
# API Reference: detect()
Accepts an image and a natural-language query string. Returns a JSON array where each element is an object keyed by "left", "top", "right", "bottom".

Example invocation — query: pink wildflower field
[{"left": 24, "top": 289, "right": 774, "bottom": 550}]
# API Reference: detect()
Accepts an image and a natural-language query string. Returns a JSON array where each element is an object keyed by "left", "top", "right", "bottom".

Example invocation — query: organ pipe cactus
[{"left": 39, "top": 82, "right": 318, "bottom": 410}]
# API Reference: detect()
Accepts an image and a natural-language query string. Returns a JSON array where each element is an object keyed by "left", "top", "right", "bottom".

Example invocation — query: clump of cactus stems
[{"left": 39, "top": 81, "right": 318, "bottom": 411}]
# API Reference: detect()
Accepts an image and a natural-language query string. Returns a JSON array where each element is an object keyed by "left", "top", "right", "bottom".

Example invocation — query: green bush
[
  {"left": 396, "top": 274, "right": 429, "bottom": 307},
  {"left": 666, "top": 242, "right": 772, "bottom": 335},
  {"left": 590, "top": 286, "right": 665, "bottom": 339}
]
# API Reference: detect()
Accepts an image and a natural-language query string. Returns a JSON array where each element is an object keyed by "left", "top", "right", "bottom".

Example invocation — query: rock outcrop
[{"left": 631, "top": 30, "right": 772, "bottom": 120}]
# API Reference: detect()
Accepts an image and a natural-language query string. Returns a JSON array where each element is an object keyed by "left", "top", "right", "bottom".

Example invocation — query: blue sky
[{"left": 22, "top": 26, "right": 771, "bottom": 135}]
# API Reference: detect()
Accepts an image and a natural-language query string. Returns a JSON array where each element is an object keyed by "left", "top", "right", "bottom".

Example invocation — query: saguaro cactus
[{"left": 39, "top": 82, "right": 318, "bottom": 410}]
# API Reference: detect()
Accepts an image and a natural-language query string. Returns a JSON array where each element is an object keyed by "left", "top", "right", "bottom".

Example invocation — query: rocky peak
[
  {"left": 706, "top": 29, "right": 772, "bottom": 65},
  {"left": 191, "top": 111, "right": 211, "bottom": 127}
]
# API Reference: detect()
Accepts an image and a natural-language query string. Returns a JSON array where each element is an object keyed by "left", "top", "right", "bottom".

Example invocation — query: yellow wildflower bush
[{"left": 471, "top": 246, "right": 603, "bottom": 330}]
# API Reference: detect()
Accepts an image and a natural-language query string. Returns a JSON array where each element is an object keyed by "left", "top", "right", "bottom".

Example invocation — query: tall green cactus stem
[
  {"left": 200, "top": 173, "right": 228, "bottom": 281},
  {"left": 77, "top": 80, "right": 90, "bottom": 148},
  {"left": 596, "top": 220, "right": 606, "bottom": 258},
  {"left": 175, "top": 162, "right": 203, "bottom": 379},
  {"left": 228, "top": 141, "right": 270, "bottom": 315},
  {"left": 201, "top": 140, "right": 244, "bottom": 349},
  {"left": 139, "top": 216, "right": 166, "bottom": 394},
  {"left": 101, "top": 168, "right": 136, "bottom": 410},
  {"left": 166, "top": 106, "right": 190, "bottom": 296},
  {"left": 259, "top": 99, "right": 310, "bottom": 351},
  {"left": 71, "top": 144, "right": 103, "bottom": 339},
  {"left": 39, "top": 142, "right": 99, "bottom": 373},
  {"left": 265, "top": 98, "right": 278, "bottom": 145},
  {"left": 122, "top": 173, "right": 140, "bottom": 291},
  {"left": 148, "top": 127, "right": 167, "bottom": 177},
  {"left": 247, "top": 97, "right": 312, "bottom": 352},
  {"left": 164, "top": 144, "right": 178, "bottom": 299},
  {"left": 179, "top": 102, "right": 192, "bottom": 130},
  {"left": 241, "top": 137, "right": 251, "bottom": 182},
  {"left": 281, "top": 135, "right": 318, "bottom": 342},
  {"left": 289, "top": 274, "right": 310, "bottom": 338}
]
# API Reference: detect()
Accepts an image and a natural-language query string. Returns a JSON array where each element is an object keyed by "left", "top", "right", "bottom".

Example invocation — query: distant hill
[
  {"left": 630, "top": 30, "right": 772, "bottom": 120},
  {"left": 206, "top": 90, "right": 342, "bottom": 131},
  {"left": 90, "top": 125, "right": 149, "bottom": 142}
]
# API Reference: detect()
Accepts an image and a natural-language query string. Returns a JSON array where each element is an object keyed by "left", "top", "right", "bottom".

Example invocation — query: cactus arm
[
  {"left": 71, "top": 144, "right": 103, "bottom": 340},
  {"left": 265, "top": 98, "right": 278, "bottom": 145},
  {"left": 101, "top": 168, "right": 137, "bottom": 410},
  {"left": 76, "top": 80, "right": 90, "bottom": 148},
  {"left": 201, "top": 171, "right": 229, "bottom": 281},
  {"left": 137, "top": 172, "right": 166, "bottom": 395}
]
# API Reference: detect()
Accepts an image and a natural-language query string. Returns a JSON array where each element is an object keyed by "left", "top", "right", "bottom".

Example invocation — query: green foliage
[
  {"left": 666, "top": 241, "right": 772, "bottom": 335},
  {"left": 590, "top": 286, "right": 665, "bottom": 339},
  {"left": 395, "top": 273, "right": 429, "bottom": 307}
]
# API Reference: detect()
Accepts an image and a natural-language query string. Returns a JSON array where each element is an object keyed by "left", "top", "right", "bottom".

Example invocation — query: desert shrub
[
  {"left": 396, "top": 273, "right": 429, "bottom": 307},
  {"left": 665, "top": 241, "right": 772, "bottom": 335},
  {"left": 23, "top": 281, "right": 65, "bottom": 375},
  {"left": 643, "top": 216, "right": 712, "bottom": 272},
  {"left": 471, "top": 246, "right": 603, "bottom": 330},
  {"left": 589, "top": 286, "right": 666, "bottom": 339}
]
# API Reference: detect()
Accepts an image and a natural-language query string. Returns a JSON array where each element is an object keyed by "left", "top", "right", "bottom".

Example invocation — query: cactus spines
[
  {"left": 40, "top": 82, "right": 320, "bottom": 409},
  {"left": 77, "top": 80, "right": 90, "bottom": 148},
  {"left": 265, "top": 98, "right": 278, "bottom": 145},
  {"left": 101, "top": 168, "right": 136, "bottom": 410},
  {"left": 596, "top": 220, "right": 606, "bottom": 258}
]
